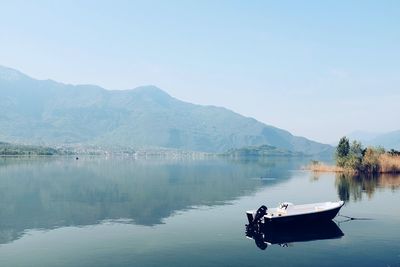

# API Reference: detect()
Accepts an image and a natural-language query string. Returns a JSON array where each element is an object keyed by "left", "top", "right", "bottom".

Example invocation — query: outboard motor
[
  {"left": 246, "top": 205, "right": 268, "bottom": 238},
  {"left": 246, "top": 205, "right": 267, "bottom": 233},
  {"left": 253, "top": 205, "right": 267, "bottom": 225}
]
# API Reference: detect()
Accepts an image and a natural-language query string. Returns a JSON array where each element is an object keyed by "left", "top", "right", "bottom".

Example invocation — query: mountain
[
  {"left": 346, "top": 130, "right": 400, "bottom": 150},
  {"left": 347, "top": 130, "right": 381, "bottom": 143},
  {"left": 223, "top": 145, "right": 305, "bottom": 157},
  {"left": 0, "top": 141, "right": 64, "bottom": 156},
  {"left": 0, "top": 65, "right": 333, "bottom": 154},
  {"left": 369, "top": 130, "right": 400, "bottom": 150}
]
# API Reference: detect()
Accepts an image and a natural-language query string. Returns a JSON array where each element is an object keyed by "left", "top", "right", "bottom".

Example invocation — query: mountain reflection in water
[{"left": 0, "top": 157, "right": 306, "bottom": 245}]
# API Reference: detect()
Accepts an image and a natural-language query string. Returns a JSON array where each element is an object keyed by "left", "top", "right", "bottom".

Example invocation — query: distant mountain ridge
[
  {"left": 347, "top": 130, "right": 400, "bottom": 150},
  {"left": 223, "top": 144, "right": 305, "bottom": 157},
  {"left": 0, "top": 65, "right": 333, "bottom": 154}
]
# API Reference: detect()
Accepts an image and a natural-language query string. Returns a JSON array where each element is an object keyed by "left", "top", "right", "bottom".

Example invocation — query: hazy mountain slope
[
  {"left": 369, "top": 130, "right": 400, "bottom": 150},
  {"left": 0, "top": 65, "right": 333, "bottom": 154},
  {"left": 347, "top": 130, "right": 381, "bottom": 143},
  {"left": 346, "top": 129, "right": 400, "bottom": 150}
]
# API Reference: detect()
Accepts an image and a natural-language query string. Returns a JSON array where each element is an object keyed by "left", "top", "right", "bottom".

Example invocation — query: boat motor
[{"left": 252, "top": 205, "right": 267, "bottom": 226}]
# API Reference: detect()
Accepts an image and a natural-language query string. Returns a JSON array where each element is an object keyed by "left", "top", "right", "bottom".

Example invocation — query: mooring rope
[{"left": 334, "top": 213, "right": 373, "bottom": 224}]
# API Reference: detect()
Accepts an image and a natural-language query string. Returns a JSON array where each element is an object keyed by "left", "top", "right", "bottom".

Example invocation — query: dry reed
[
  {"left": 378, "top": 154, "right": 400, "bottom": 173},
  {"left": 306, "top": 162, "right": 345, "bottom": 173},
  {"left": 306, "top": 154, "right": 400, "bottom": 174}
]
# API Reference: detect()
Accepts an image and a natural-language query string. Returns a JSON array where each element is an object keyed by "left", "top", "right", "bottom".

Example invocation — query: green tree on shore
[
  {"left": 346, "top": 140, "right": 363, "bottom": 171},
  {"left": 336, "top": 136, "right": 350, "bottom": 167},
  {"left": 333, "top": 137, "right": 396, "bottom": 174}
]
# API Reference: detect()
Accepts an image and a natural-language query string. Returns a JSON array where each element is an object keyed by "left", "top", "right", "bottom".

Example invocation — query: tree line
[{"left": 336, "top": 137, "right": 400, "bottom": 174}]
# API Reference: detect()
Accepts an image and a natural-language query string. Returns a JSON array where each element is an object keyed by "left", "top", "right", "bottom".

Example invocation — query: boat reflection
[{"left": 245, "top": 220, "right": 344, "bottom": 250}]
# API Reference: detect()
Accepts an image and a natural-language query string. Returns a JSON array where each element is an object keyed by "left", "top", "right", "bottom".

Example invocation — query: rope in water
[{"left": 334, "top": 213, "right": 373, "bottom": 224}]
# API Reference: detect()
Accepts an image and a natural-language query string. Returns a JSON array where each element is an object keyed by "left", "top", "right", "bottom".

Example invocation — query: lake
[{"left": 0, "top": 157, "right": 399, "bottom": 267}]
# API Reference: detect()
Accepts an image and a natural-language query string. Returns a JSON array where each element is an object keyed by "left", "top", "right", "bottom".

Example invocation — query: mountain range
[
  {"left": 0, "top": 65, "right": 333, "bottom": 155},
  {"left": 347, "top": 130, "right": 400, "bottom": 150}
]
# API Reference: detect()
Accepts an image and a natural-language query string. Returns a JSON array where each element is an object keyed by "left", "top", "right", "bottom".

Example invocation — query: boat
[
  {"left": 245, "top": 220, "right": 344, "bottom": 250},
  {"left": 246, "top": 200, "right": 345, "bottom": 226}
]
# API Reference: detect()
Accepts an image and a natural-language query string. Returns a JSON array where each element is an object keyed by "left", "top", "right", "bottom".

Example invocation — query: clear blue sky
[{"left": 1, "top": 0, "right": 399, "bottom": 143}]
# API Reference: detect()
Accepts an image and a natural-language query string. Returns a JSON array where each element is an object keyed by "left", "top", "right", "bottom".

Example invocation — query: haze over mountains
[
  {"left": 348, "top": 130, "right": 400, "bottom": 150},
  {"left": 0, "top": 65, "right": 333, "bottom": 155}
]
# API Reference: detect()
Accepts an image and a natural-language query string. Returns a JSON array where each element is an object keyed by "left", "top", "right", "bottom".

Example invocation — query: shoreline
[{"left": 306, "top": 162, "right": 400, "bottom": 174}]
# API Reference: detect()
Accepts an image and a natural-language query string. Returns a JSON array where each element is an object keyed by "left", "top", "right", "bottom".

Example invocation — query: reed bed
[
  {"left": 379, "top": 154, "right": 400, "bottom": 173},
  {"left": 306, "top": 153, "right": 400, "bottom": 174},
  {"left": 306, "top": 162, "right": 345, "bottom": 173}
]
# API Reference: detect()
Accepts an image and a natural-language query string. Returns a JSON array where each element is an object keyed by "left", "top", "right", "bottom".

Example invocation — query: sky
[{"left": 1, "top": 0, "right": 399, "bottom": 143}]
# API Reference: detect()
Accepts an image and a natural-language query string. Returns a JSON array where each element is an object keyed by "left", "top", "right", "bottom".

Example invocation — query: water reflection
[
  {"left": 0, "top": 157, "right": 307, "bottom": 245},
  {"left": 335, "top": 173, "right": 400, "bottom": 201},
  {"left": 245, "top": 220, "right": 344, "bottom": 250}
]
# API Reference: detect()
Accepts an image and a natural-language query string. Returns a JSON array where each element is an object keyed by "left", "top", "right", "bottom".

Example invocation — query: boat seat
[{"left": 277, "top": 202, "right": 293, "bottom": 213}]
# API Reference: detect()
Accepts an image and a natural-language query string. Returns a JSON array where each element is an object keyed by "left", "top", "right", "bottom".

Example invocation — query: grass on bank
[
  {"left": 307, "top": 154, "right": 400, "bottom": 174},
  {"left": 307, "top": 137, "right": 400, "bottom": 174},
  {"left": 306, "top": 161, "right": 344, "bottom": 173}
]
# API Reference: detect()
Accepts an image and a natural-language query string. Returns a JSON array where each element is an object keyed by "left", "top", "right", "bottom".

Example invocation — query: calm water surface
[{"left": 0, "top": 157, "right": 399, "bottom": 267}]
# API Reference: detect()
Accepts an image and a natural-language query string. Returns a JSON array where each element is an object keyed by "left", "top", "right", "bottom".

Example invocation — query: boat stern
[{"left": 246, "top": 210, "right": 255, "bottom": 224}]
